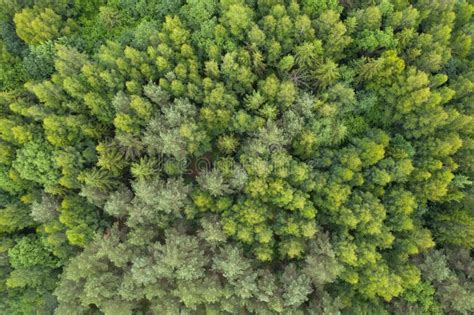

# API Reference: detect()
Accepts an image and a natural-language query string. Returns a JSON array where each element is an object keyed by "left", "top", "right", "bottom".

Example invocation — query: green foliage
[
  {"left": 0, "top": 0, "right": 473, "bottom": 314},
  {"left": 22, "top": 42, "right": 56, "bottom": 81},
  {"left": 58, "top": 195, "right": 100, "bottom": 247},
  {"left": 8, "top": 236, "right": 59, "bottom": 269},
  {"left": 0, "top": 202, "right": 34, "bottom": 234},
  {"left": 12, "top": 139, "right": 60, "bottom": 189},
  {"left": 432, "top": 207, "right": 474, "bottom": 248},
  {"left": 0, "top": 37, "right": 26, "bottom": 90},
  {"left": 30, "top": 194, "right": 59, "bottom": 224},
  {"left": 13, "top": 7, "right": 65, "bottom": 45}
]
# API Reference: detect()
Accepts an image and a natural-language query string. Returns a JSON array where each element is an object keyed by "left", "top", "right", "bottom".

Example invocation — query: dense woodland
[{"left": 0, "top": 0, "right": 473, "bottom": 314}]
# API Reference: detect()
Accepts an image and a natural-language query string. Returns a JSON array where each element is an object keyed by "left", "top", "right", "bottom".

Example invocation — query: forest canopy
[{"left": 0, "top": 0, "right": 473, "bottom": 314}]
